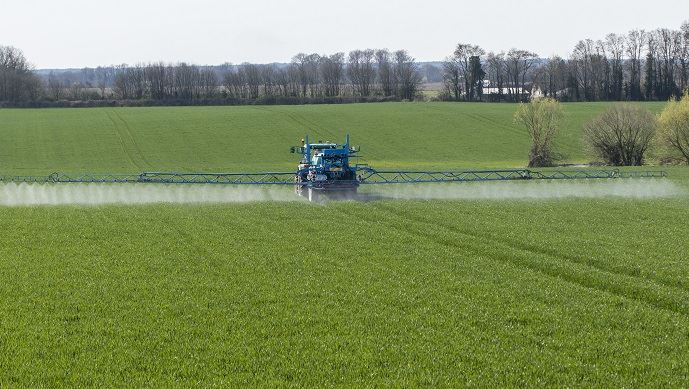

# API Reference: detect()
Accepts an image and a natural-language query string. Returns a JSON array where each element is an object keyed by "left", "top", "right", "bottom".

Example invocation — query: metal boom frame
[{"left": 0, "top": 168, "right": 667, "bottom": 186}]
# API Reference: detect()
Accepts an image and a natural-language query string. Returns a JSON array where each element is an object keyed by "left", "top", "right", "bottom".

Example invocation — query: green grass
[
  {"left": 0, "top": 102, "right": 668, "bottom": 175},
  {"left": 2, "top": 200, "right": 689, "bottom": 386},
  {"left": 0, "top": 102, "right": 688, "bottom": 386}
]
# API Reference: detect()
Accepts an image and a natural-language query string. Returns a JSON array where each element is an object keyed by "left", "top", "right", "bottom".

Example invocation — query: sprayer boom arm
[{"left": 0, "top": 168, "right": 667, "bottom": 186}]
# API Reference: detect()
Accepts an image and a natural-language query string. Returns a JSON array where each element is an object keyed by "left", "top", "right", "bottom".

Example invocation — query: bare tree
[
  {"left": 130, "top": 65, "right": 146, "bottom": 99},
  {"left": 173, "top": 63, "right": 199, "bottom": 100},
  {"left": 486, "top": 52, "right": 506, "bottom": 101},
  {"left": 442, "top": 55, "right": 461, "bottom": 100},
  {"left": 274, "top": 67, "right": 291, "bottom": 97},
  {"left": 605, "top": 34, "right": 625, "bottom": 100},
  {"left": 594, "top": 40, "right": 610, "bottom": 101},
  {"left": 626, "top": 30, "right": 646, "bottom": 100},
  {"left": 393, "top": 50, "right": 423, "bottom": 100},
  {"left": 199, "top": 67, "right": 217, "bottom": 98},
  {"left": 260, "top": 64, "right": 276, "bottom": 97},
  {"left": 645, "top": 33, "right": 658, "bottom": 100},
  {"left": 0, "top": 46, "right": 42, "bottom": 102},
  {"left": 571, "top": 40, "right": 595, "bottom": 100},
  {"left": 145, "top": 62, "right": 167, "bottom": 100},
  {"left": 291, "top": 53, "right": 321, "bottom": 97},
  {"left": 584, "top": 104, "right": 656, "bottom": 166},
  {"left": 320, "top": 53, "right": 344, "bottom": 97},
  {"left": 112, "top": 65, "right": 138, "bottom": 99},
  {"left": 287, "top": 64, "right": 301, "bottom": 97},
  {"left": 681, "top": 22, "right": 689, "bottom": 92},
  {"left": 506, "top": 49, "right": 538, "bottom": 102},
  {"left": 239, "top": 63, "right": 261, "bottom": 99},
  {"left": 538, "top": 56, "right": 568, "bottom": 99},
  {"left": 654, "top": 28, "right": 681, "bottom": 99},
  {"left": 291, "top": 53, "right": 308, "bottom": 97},
  {"left": 47, "top": 72, "right": 64, "bottom": 100},
  {"left": 306, "top": 54, "right": 322, "bottom": 97},
  {"left": 451, "top": 43, "right": 485, "bottom": 101},
  {"left": 222, "top": 66, "right": 246, "bottom": 98},
  {"left": 95, "top": 66, "right": 114, "bottom": 99},
  {"left": 347, "top": 49, "right": 376, "bottom": 97},
  {"left": 569, "top": 38, "right": 613, "bottom": 101},
  {"left": 375, "top": 49, "right": 394, "bottom": 96}
]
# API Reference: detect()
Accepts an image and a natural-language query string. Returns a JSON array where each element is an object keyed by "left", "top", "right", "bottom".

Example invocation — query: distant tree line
[
  {"left": 2, "top": 20, "right": 688, "bottom": 107},
  {"left": 219, "top": 50, "right": 422, "bottom": 101},
  {"left": 1, "top": 47, "right": 424, "bottom": 107},
  {"left": 441, "top": 21, "right": 689, "bottom": 102}
]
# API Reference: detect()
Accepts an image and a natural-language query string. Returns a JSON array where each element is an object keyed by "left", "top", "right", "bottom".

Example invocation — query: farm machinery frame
[{"left": 0, "top": 134, "right": 668, "bottom": 201}]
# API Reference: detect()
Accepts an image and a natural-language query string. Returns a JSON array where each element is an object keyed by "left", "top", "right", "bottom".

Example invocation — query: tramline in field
[{"left": 0, "top": 134, "right": 668, "bottom": 202}]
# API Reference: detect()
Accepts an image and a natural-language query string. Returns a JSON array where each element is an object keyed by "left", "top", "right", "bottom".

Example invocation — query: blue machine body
[{"left": 292, "top": 134, "right": 360, "bottom": 194}]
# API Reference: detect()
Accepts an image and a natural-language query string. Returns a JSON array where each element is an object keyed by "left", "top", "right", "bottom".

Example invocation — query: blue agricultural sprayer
[{"left": 0, "top": 134, "right": 668, "bottom": 202}]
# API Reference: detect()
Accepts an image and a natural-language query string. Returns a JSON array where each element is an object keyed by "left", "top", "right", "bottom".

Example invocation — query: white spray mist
[
  {"left": 0, "top": 183, "right": 300, "bottom": 206},
  {"left": 368, "top": 179, "right": 684, "bottom": 201},
  {"left": 0, "top": 179, "right": 682, "bottom": 207}
]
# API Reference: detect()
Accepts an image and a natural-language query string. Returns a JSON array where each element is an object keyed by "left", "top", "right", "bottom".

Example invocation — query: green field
[
  {"left": 0, "top": 102, "right": 668, "bottom": 175},
  {"left": 1, "top": 102, "right": 688, "bottom": 386}
]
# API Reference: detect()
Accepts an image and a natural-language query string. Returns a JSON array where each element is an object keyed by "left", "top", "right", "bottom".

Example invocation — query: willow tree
[
  {"left": 658, "top": 93, "right": 689, "bottom": 164},
  {"left": 514, "top": 97, "right": 563, "bottom": 167}
]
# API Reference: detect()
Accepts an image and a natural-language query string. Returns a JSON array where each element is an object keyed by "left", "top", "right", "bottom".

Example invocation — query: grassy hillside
[
  {"left": 0, "top": 102, "right": 667, "bottom": 175},
  {"left": 0, "top": 102, "right": 687, "bottom": 386}
]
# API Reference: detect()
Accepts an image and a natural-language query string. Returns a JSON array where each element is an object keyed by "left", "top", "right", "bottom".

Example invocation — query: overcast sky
[{"left": 2, "top": 0, "right": 688, "bottom": 69}]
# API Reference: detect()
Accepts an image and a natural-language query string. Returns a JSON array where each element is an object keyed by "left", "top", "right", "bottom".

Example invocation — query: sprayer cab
[{"left": 290, "top": 134, "right": 360, "bottom": 200}]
